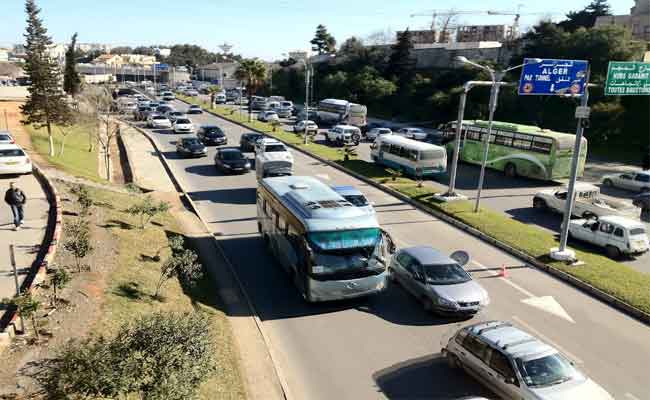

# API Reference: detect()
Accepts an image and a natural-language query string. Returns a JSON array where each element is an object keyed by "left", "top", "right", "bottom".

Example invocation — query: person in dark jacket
[{"left": 4, "top": 182, "right": 26, "bottom": 230}]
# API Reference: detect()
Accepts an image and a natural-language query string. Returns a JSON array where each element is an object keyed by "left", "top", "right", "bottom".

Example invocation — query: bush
[
  {"left": 45, "top": 312, "right": 216, "bottom": 400},
  {"left": 70, "top": 184, "right": 93, "bottom": 216},
  {"left": 63, "top": 219, "right": 94, "bottom": 272},
  {"left": 125, "top": 196, "right": 170, "bottom": 229}
]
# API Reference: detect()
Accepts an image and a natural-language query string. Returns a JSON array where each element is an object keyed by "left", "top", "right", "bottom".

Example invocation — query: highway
[{"left": 137, "top": 97, "right": 650, "bottom": 400}]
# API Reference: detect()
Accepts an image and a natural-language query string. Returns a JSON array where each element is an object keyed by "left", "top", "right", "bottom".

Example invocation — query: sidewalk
[{"left": 0, "top": 175, "right": 49, "bottom": 306}]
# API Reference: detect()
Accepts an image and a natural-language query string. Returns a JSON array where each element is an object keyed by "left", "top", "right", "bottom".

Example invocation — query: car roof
[
  {"left": 334, "top": 124, "right": 359, "bottom": 129},
  {"left": 598, "top": 215, "right": 646, "bottom": 228},
  {"left": 258, "top": 138, "right": 281, "bottom": 145},
  {"left": 464, "top": 321, "right": 555, "bottom": 360},
  {"left": 0, "top": 131, "right": 13, "bottom": 136},
  {"left": 219, "top": 147, "right": 241, "bottom": 153},
  {"left": 0, "top": 143, "right": 24, "bottom": 150},
  {"left": 401, "top": 246, "right": 455, "bottom": 265}
]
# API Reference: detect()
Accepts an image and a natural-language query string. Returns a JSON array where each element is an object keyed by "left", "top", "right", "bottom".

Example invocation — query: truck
[
  {"left": 254, "top": 138, "right": 294, "bottom": 180},
  {"left": 533, "top": 183, "right": 638, "bottom": 219}
]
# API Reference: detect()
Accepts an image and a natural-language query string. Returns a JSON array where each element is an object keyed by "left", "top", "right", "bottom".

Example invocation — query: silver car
[
  {"left": 443, "top": 320, "right": 613, "bottom": 400},
  {"left": 602, "top": 171, "right": 650, "bottom": 193},
  {"left": 389, "top": 246, "right": 489, "bottom": 315}
]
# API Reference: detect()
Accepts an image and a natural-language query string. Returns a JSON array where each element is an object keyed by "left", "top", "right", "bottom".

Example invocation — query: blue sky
[{"left": 1, "top": 0, "right": 632, "bottom": 60}]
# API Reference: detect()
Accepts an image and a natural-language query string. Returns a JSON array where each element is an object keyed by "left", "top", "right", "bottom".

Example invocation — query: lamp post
[{"left": 454, "top": 56, "right": 541, "bottom": 212}]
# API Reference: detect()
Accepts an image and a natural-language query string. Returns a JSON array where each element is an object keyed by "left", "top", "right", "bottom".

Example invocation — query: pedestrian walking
[{"left": 4, "top": 182, "right": 26, "bottom": 230}]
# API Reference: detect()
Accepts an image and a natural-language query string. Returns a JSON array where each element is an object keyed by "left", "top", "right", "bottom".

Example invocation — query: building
[
  {"left": 0, "top": 49, "right": 9, "bottom": 62},
  {"left": 287, "top": 50, "right": 308, "bottom": 61},
  {"left": 155, "top": 48, "right": 171, "bottom": 57},
  {"left": 397, "top": 30, "right": 452, "bottom": 45},
  {"left": 456, "top": 25, "right": 513, "bottom": 43},
  {"left": 195, "top": 62, "right": 240, "bottom": 88},
  {"left": 121, "top": 54, "right": 156, "bottom": 66},
  {"left": 595, "top": 0, "right": 650, "bottom": 41},
  {"left": 91, "top": 54, "right": 123, "bottom": 66}
]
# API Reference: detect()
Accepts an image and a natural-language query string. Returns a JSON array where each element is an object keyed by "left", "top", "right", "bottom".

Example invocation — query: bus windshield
[
  {"left": 308, "top": 228, "right": 382, "bottom": 274},
  {"left": 308, "top": 228, "right": 380, "bottom": 251}
]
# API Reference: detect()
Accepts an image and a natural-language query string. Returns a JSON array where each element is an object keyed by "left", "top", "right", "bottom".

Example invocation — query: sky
[{"left": 1, "top": 0, "right": 633, "bottom": 60}]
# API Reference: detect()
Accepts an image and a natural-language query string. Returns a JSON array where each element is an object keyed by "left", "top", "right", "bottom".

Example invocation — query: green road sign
[{"left": 605, "top": 61, "right": 650, "bottom": 96}]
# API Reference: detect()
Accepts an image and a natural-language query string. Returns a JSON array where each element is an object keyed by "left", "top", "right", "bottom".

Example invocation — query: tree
[
  {"left": 155, "top": 249, "right": 203, "bottom": 298},
  {"left": 109, "top": 46, "right": 133, "bottom": 55},
  {"left": 387, "top": 29, "right": 416, "bottom": 114},
  {"left": 558, "top": 0, "right": 612, "bottom": 32},
  {"left": 311, "top": 24, "right": 337, "bottom": 54},
  {"left": 235, "top": 59, "right": 267, "bottom": 120},
  {"left": 70, "top": 184, "right": 93, "bottom": 216},
  {"left": 44, "top": 312, "right": 216, "bottom": 399},
  {"left": 125, "top": 196, "right": 170, "bottom": 229},
  {"left": 10, "top": 292, "right": 41, "bottom": 340},
  {"left": 338, "top": 37, "right": 366, "bottom": 61},
  {"left": 50, "top": 267, "right": 71, "bottom": 304},
  {"left": 365, "top": 28, "right": 395, "bottom": 46},
  {"left": 78, "top": 85, "right": 112, "bottom": 152},
  {"left": 164, "top": 44, "right": 217, "bottom": 69},
  {"left": 20, "top": 0, "right": 72, "bottom": 157},
  {"left": 63, "top": 219, "right": 93, "bottom": 272},
  {"left": 63, "top": 32, "right": 81, "bottom": 98},
  {"left": 349, "top": 66, "right": 397, "bottom": 104}
]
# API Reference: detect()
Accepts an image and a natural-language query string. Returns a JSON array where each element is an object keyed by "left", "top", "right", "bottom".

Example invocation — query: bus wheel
[{"left": 504, "top": 163, "right": 517, "bottom": 178}]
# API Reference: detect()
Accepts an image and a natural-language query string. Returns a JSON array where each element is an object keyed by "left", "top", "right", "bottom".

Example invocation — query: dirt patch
[{"left": 0, "top": 182, "right": 119, "bottom": 399}]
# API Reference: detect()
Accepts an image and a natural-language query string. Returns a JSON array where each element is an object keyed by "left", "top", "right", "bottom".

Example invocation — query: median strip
[{"left": 177, "top": 95, "right": 650, "bottom": 323}]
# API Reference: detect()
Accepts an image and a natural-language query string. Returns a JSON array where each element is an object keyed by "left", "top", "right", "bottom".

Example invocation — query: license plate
[{"left": 4, "top": 161, "right": 18, "bottom": 165}]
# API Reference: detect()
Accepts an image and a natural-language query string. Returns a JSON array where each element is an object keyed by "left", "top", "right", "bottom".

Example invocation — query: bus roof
[
  {"left": 466, "top": 120, "right": 575, "bottom": 140},
  {"left": 261, "top": 176, "right": 379, "bottom": 232},
  {"left": 377, "top": 135, "right": 445, "bottom": 151},
  {"left": 320, "top": 98, "right": 350, "bottom": 107}
]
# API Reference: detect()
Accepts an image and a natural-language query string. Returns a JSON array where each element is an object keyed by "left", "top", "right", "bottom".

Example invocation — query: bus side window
[
  {"left": 380, "top": 143, "right": 391, "bottom": 153},
  {"left": 273, "top": 211, "right": 280, "bottom": 229},
  {"left": 409, "top": 149, "right": 418, "bottom": 161}
]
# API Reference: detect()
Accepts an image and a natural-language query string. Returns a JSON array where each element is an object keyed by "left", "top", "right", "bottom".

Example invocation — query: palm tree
[{"left": 235, "top": 59, "right": 267, "bottom": 121}]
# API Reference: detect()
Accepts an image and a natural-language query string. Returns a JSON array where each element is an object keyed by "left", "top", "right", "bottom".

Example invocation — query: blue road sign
[
  {"left": 518, "top": 59, "right": 589, "bottom": 96},
  {"left": 154, "top": 63, "right": 169, "bottom": 71}
]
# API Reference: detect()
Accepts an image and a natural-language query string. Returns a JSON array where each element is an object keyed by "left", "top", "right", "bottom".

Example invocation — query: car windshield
[
  {"left": 422, "top": 263, "right": 471, "bottom": 285},
  {"left": 264, "top": 144, "right": 286, "bottom": 152},
  {"left": 205, "top": 129, "right": 224, "bottom": 136},
  {"left": 630, "top": 228, "right": 646, "bottom": 236},
  {"left": 221, "top": 151, "right": 244, "bottom": 160},
  {"left": 0, "top": 134, "right": 12, "bottom": 140},
  {"left": 246, "top": 134, "right": 261, "bottom": 141},
  {"left": 0, "top": 149, "right": 25, "bottom": 157},
  {"left": 190, "top": 105, "right": 200, "bottom": 109},
  {"left": 176, "top": 119, "right": 191, "bottom": 124},
  {"left": 516, "top": 353, "right": 580, "bottom": 388},
  {"left": 343, "top": 195, "right": 369, "bottom": 207},
  {"left": 153, "top": 116, "right": 166, "bottom": 120},
  {"left": 183, "top": 139, "right": 201, "bottom": 146}
]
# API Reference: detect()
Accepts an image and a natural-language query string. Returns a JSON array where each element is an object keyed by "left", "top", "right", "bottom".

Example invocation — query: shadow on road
[
  {"left": 185, "top": 164, "right": 220, "bottom": 177},
  {"left": 506, "top": 208, "right": 561, "bottom": 232},
  {"left": 372, "top": 353, "right": 495, "bottom": 399},
  {"left": 437, "top": 164, "right": 559, "bottom": 191},
  {"left": 188, "top": 188, "right": 256, "bottom": 205}
]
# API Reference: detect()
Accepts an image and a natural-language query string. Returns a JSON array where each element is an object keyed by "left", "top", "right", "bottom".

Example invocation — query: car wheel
[
  {"left": 603, "top": 179, "right": 613, "bottom": 187},
  {"left": 447, "top": 353, "right": 461, "bottom": 369},
  {"left": 504, "top": 163, "right": 517, "bottom": 178},
  {"left": 605, "top": 245, "right": 620, "bottom": 259},
  {"left": 421, "top": 297, "right": 433, "bottom": 312},
  {"left": 533, "top": 198, "right": 547, "bottom": 210},
  {"left": 582, "top": 211, "right": 595, "bottom": 219}
]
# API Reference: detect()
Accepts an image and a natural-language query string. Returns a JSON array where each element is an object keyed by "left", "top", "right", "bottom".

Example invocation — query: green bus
[{"left": 441, "top": 120, "right": 587, "bottom": 181}]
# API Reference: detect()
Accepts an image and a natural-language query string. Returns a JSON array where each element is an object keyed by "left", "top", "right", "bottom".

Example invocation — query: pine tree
[
  {"left": 387, "top": 29, "right": 416, "bottom": 114},
  {"left": 558, "top": 0, "right": 612, "bottom": 32},
  {"left": 310, "top": 24, "right": 337, "bottom": 55},
  {"left": 20, "top": 0, "right": 71, "bottom": 157},
  {"left": 63, "top": 32, "right": 81, "bottom": 98}
]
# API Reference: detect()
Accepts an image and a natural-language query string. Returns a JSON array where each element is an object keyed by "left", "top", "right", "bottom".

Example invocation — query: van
[
  {"left": 568, "top": 215, "right": 649, "bottom": 258},
  {"left": 370, "top": 135, "right": 447, "bottom": 178}
]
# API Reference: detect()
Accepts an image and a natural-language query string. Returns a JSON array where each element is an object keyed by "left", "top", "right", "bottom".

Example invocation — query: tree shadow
[
  {"left": 62, "top": 210, "right": 79, "bottom": 217},
  {"left": 373, "top": 353, "right": 495, "bottom": 399},
  {"left": 98, "top": 219, "right": 135, "bottom": 230},
  {"left": 112, "top": 281, "right": 154, "bottom": 302}
]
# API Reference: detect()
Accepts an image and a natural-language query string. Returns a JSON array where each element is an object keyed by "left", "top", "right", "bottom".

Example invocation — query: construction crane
[
  {"left": 486, "top": 5, "right": 555, "bottom": 39},
  {"left": 409, "top": 10, "right": 485, "bottom": 32}
]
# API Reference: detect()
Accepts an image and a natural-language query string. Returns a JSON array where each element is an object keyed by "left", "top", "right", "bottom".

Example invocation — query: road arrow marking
[{"left": 522, "top": 296, "right": 575, "bottom": 324}]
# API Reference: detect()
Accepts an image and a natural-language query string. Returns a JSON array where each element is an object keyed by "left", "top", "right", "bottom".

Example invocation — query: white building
[
  {"left": 155, "top": 48, "right": 171, "bottom": 57},
  {"left": 0, "top": 48, "right": 9, "bottom": 62},
  {"left": 595, "top": 0, "right": 650, "bottom": 41}
]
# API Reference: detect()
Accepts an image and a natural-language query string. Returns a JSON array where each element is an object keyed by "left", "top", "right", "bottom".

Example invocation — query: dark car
[
  {"left": 214, "top": 148, "right": 250, "bottom": 174},
  {"left": 240, "top": 133, "right": 264, "bottom": 152},
  {"left": 176, "top": 137, "right": 207, "bottom": 158},
  {"left": 187, "top": 104, "right": 203, "bottom": 114},
  {"left": 156, "top": 105, "right": 173, "bottom": 115},
  {"left": 197, "top": 126, "right": 227, "bottom": 145}
]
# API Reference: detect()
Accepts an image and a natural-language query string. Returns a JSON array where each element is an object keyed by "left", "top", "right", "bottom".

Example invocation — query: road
[
  {"left": 136, "top": 97, "right": 649, "bottom": 400},
  {"left": 204, "top": 97, "right": 649, "bottom": 273}
]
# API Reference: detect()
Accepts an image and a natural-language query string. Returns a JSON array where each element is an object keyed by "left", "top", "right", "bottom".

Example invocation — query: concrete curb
[
  {"left": 192, "top": 101, "right": 650, "bottom": 326},
  {"left": 0, "top": 164, "right": 63, "bottom": 339},
  {"left": 124, "top": 120, "right": 292, "bottom": 400}
]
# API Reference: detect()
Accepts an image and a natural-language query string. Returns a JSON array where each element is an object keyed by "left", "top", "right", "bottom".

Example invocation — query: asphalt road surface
[{"left": 135, "top": 97, "right": 649, "bottom": 400}]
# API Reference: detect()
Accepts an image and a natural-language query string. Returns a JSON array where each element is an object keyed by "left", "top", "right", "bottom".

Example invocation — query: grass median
[{"left": 178, "top": 94, "right": 650, "bottom": 316}]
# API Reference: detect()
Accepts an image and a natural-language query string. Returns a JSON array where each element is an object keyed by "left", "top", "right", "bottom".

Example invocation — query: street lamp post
[{"left": 454, "top": 56, "right": 541, "bottom": 212}]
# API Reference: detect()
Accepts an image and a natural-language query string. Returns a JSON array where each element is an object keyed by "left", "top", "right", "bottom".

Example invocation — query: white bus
[
  {"left": 370, "top": 135, "right": 447, "bottom": 178},
  {"left": 317, "top": 99, "right": 367, "bottom": 128},
  {"left": 257, "top": 176, "right": 395, "bottom": 302}
]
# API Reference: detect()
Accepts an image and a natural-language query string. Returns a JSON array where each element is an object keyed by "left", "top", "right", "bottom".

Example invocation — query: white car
[
  {"left": 326, "top": 125, "right": 361, "bottom": 145},
  {"left": 0, "top": 144, "right": 32, "bottom": 175},
  {"left": 215, "top": 93, "right": 227, "bottom": 104},
  {"left": 258, "top": 111, "right": 280, "bottom": 123},
  {"left": 366, "top": 127, "right": 392, "bottom": 141},
  {"left": 568, "top": 215, "right": 649, "bottom": 258},
  {"left": 166, "top": 111, "right": 187, "bottom": 122},
  {"left": 602, "top": 171, "right": 650, "bottom": 193},
  {"left": 396, "top": 127, "right": 427, "bottom": 141},
  {"left": 173, "top": 118, "right": 194, "bottom": 134},
  {"left": 0, "top": 131, "right": 16, "bottom": 145},
  {"left": 186, "top": 89, "right": 199, "bottom": 97},
  {"left": 148, "top": 115, "right": 172, "bottom": 129},
  {"left": 255, "top": 138, "right": 293, "bottom": 179},
  {"left": 293, "top": 120, "right": 318, "bottom": 134}
]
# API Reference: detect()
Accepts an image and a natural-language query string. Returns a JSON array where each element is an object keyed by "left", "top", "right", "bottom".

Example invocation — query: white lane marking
[
  {"left": 512, "top": 316, "right": 584, "bottom": 364},
  {"left": 521, "top": 296, "right": 575, "bottom": 324},
  {"left": 625, "top": 393, "right": 641, "bottom": 400},
  {"left": 471, "top": 260, "right": 536, "bottom": 298}
]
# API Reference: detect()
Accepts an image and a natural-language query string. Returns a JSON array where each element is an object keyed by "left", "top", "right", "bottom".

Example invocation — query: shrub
[{"left": 125, "top": 196, "right": 170, "bottom": 229}]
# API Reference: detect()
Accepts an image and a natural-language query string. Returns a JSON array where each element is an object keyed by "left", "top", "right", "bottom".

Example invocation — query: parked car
[
  {"left": 173, "top": 118, "right": 194, "bottom": 134},
  {"left": 215, "top": 93, "right": 227, "bottom": 104},
  {"left": 395, "top": 127, "right": 427, "bottom": 141},
  {"left": 0, "top": 144, "right": 33, "bottom": 175},
  {"left": 161, "top": 91, "right": 175, "bottom": 101},
  {"left": 258, "top": 111, "right": 279, "bottom": 123},
  {"left": 568, "top": 215, "right": 649, "bottom": 258},
  {"left": 0, "top": 131, "right": 16, "bottom": 145},
  {"left": 361, "top": 122, "right": 385, "bottom": 134},
  {"left": 533, "top": 183, "right": 637, "bottom": 219},
  {"left": 240, "top": 132, "right": 264, "bottom": 152},
  {"left": 293, "top": 120, "right": 319, "bottom": 135},
  {"left": 167, "top": 111, "right": 187, "bottom": 122},
  {"left": 326, "top": 125, "right": 361, "bottom": 146},
  {"left": 389, "top": 246, "right": 488, "bottom": 315},
  {"left": 443, "top": 320, "right": 613, "bottom": 400},
  {"left": 186, "top": 89, "right": 199, "bottom": 97},
  {"left": 366, "top": 127, "right": 392, "bottom": 141},
  {"left": 176, "top": 137, "right": 207, "bottom": 158},
  {"left": 331, "top": 185, "right": 374, "bottom": 214},
  {"left": 148, "top": 115, "right": 172, "bottom": 129},
  {"left": 214, "top": 148, "right": 251, "bottom": 174},
  {"left": 187, "top": 104, "right": 203, "bottom": 114},
  {"left": 197, "top": 125, "right": 227, "bottom": 145},
  {"left": 602, "top": 171, "right": 650, "bottom": 193}
]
